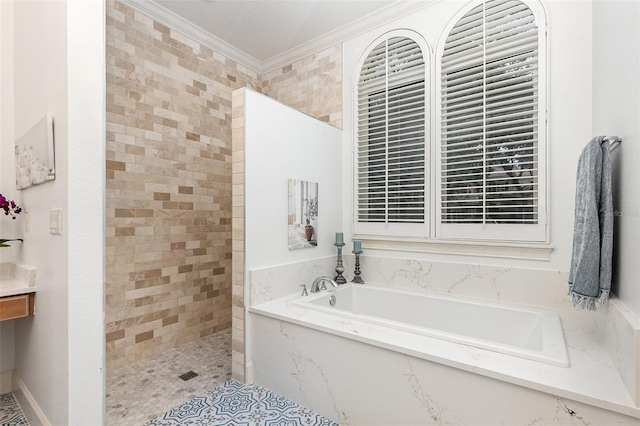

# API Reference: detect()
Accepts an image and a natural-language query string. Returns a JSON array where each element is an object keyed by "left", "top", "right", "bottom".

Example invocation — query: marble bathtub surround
[
  {"left": 249, "top": 256, "right": 338, "bottom": 307},
  {"left": 250, "top": 255, "right": 569, "bottom": 309},
  {"left": 247, "top": 254, "right": 640, "bottom": 422},
  {"left": 249, "top": 309, "right": 639, "bottom": 425},
  {"left": 595, "top": 297, "right": 640, "bottom": 406}
]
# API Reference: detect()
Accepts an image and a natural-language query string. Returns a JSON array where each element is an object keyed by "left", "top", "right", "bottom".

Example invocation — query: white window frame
[
  {"left": 435, "top": 0, "right": 548, "bottom": 243},
  {"left": 350, "top": 1, "right": 551, "bottom": 258},
  {"left": 353, "top": 29, "right": 432, "bottom": 238}
]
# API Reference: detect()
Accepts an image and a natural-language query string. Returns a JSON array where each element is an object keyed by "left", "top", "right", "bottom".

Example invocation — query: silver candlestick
[
  {"left": 334, "top": 242, "right": 347, "bottom": 284},
  {"left": 351, "top": 250, "right": 364, "bottom": 284}
]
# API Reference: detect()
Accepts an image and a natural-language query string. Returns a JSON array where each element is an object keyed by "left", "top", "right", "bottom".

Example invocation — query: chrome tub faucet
[{"left": 310, "top": 276, "right": 338, "bottom": 293}]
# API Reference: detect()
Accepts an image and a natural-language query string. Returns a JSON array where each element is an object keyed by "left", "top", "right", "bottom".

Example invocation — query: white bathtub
[{"left": 294, "top": 284, "right": 569, "bottom": 367}]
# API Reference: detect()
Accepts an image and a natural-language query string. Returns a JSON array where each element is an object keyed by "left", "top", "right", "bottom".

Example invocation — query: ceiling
[{"left": 135, "top": 0, "right": 420, "bottom": 72}]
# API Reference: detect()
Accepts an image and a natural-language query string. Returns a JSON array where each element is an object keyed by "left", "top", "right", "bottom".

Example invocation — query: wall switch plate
[
  {"left": 24, "top": 210, "right": 30, "bottom": 232},
  {"left": 49, "top": 208, "right": 62, "bottom": 235}
]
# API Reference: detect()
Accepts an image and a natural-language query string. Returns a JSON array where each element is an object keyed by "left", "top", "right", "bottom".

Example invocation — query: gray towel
[{"left": 568, "top": 136, "right": 613, "bottom": 310}]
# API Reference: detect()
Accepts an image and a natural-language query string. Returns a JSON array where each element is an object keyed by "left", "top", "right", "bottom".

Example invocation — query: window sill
[{"left": 354, "top": 235, "right": 554, "bottom": 261}]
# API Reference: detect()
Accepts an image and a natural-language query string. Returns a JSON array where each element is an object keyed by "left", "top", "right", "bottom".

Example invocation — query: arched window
[
  {"left": 438, "top": 0, "right": 546, "bottom": 241},
  {"left": 355, "top": 32, "right": 429, "bottom": 236}
]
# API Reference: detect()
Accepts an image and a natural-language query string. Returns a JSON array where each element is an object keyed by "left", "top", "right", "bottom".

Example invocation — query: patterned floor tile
[
  {"left": 144, "top": 379, "right": 339, "bottom": 426},
  {"left": 0, "top": 392, "right": 29, "bottom": 426}
]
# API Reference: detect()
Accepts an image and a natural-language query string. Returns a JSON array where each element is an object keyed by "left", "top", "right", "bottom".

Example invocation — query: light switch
[
  {"left": 24, "top": 210, "right": 30, "bottom": 232},
  {"left": 50, "top": 208, "right": 62, "bottom": 235}
]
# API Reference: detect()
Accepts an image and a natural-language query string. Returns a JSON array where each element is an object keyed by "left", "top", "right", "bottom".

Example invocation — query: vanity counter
[{"left": 0, "top": 262, "right": 36, "bottom": 320}]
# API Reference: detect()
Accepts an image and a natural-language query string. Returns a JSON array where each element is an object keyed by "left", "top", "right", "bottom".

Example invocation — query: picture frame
[
  {"left": 288, "top": 179, "right": 318, "bottom": 249},
  {"left": 15, "top": 114, "right": 56, "bottom": 190}
]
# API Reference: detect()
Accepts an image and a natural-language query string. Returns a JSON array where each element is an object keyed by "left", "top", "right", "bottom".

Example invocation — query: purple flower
[{"left": 0, "top": 193, "right": 22, "bottom": 219}]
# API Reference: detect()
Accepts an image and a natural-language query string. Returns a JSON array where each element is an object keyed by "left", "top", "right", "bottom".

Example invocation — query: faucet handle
[
  {"left": 320, "top": 281, "right": 327, "bottom": 291},
  {"left": 300, "top": 285, "right": 308, "bottom": 296}
]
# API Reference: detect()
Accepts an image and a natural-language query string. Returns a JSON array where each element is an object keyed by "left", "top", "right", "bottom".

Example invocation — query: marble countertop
[
  {"left": 0, "top": 262, "right": 36, "bottom": 297},
  {"left": 250, "top": 292, "right": 640, "bottom": 420}
]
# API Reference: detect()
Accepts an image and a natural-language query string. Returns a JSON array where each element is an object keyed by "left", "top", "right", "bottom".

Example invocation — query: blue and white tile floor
[
  {"left": 0, "top": 392, "right": 29, "bottom": 426},
  {"left": 144, "top": 379, "right": 339, "bottom": 426}
]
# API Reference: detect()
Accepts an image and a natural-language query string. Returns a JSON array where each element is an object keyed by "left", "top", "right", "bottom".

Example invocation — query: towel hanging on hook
[{"left": 569, "top": 136, "right": 613, "bottom": 310}]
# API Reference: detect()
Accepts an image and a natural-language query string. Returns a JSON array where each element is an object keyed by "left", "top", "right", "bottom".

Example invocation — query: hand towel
[{"left": 568, "top": 136, "right": 613, "bottom": 310}]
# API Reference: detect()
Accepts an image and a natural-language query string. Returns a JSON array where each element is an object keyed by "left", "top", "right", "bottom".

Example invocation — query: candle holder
[
  {"left": 334, "top": 242, "right": 347, "bottom": 284},
  {"left": 351, "top": 250, "right": 364, "bottom": 284}
]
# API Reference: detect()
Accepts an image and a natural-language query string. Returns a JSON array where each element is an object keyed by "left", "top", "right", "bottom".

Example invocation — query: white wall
[
  {"left": 592, "top": 0, "right": 640, "bottom": 318},
  {"left": 1, "top": 1, "right": 105, "bottom": 424},
  {"left": 11, "top": 3, "right": 70, "bottom": 423},
  {"left": 66, "top": 0, "right": 105, "bottom": 423},
  {"left": 243, "top": 89, "right": 342, "bottom": 375},
  {"left": 244, "top": 89, "right": 343, "bottom": 272},
  {"left": 0, "top": 0, "right": 17, "bottom": 391},
  {"left": 342, "top": 0, "right": 594, "bottom": 272}
]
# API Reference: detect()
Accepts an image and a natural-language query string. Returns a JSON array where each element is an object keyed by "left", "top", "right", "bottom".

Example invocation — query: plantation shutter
[
  {"left": 440, "top": 0, "right": 540, "bottom": 231},
  {"left": 356, "top": 36, "right": 426, "bottom": 229}
]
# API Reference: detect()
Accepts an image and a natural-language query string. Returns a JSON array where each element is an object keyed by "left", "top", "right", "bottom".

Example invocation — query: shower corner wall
[
  {"left": 105, "top": 0, "right": 260, "bottom": 371},
  {"left": 230, "top": 55, "right": 344, "bottom": 381},
  {"left": 107, "top": 0, "right": 343, "bottom": 378},
  {"left": 231, "top": 87, "right": 247, "bottom": 381}
]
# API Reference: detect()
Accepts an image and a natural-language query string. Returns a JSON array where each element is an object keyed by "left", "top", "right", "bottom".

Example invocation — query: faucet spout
[{"left": 310, "top": 276, "right": 338, "bottom": 293}]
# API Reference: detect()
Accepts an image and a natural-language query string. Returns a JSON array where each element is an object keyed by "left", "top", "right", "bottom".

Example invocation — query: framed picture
[
  {"left": 288, "top": 179, "right": 318, "bottom": 249},
  {"left": 15, "top": 114, "right": 55, "bottom": 190}
]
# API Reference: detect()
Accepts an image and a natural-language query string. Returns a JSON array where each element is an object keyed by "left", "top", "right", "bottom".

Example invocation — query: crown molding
[
  {"left": 259, "top": 1, "right": 441, "bottom": 74},
  {"left": 120, "top": 0, "right": 263, "bottom": 74},
  {"left": 119, "top": 0, "right": 440, "bottom": 75}
]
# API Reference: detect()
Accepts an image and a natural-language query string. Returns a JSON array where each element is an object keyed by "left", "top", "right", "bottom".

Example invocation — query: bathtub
[{"left": 293, "top": 284, "right": 569, "bottom": 367}]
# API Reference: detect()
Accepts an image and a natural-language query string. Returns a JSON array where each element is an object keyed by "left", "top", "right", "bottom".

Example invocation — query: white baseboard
[{"left": 13, "top": 374, "right": 50, "bottom": 426}]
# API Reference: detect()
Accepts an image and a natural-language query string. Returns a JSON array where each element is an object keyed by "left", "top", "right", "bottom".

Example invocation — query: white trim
[
  {"left": 122, "top": 0, "right": 440, "bottom": 74},
  {"left": 434, "top": 0, "right": 548, "bottom": 243},
  {"left": 14, "top": 374, "right": 52, "bottom": 426},
  {"left": 260, "top": 1, "right": 440, "bottom": 73},
  {"left": 355, "top": 235, "right": 554, "bottom": 260},
  {"left": 353, "top": 29, "right": 432, "bottom": 237}
]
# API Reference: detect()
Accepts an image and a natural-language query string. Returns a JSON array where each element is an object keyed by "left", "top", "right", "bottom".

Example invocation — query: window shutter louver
[
  {"left": 357, "top": 36, "right": 427, "bottom": 227},
  {"left": 440, "top": 0, "right": 540, "bottom": 229}
]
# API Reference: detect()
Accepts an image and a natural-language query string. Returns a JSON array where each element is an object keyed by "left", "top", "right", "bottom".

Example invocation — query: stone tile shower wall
[
  {"left": 106, "top": 0, "right": 343, "bottom": 370},
  {"left": 261, "top": 45, "right": 343, "bottom": 129},
  {"left": 105, "top": 0, "right": 260, "bottom": 369}
]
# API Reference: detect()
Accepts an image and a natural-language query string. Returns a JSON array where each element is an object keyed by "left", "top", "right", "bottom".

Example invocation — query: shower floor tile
[{"left": 106, "top": 328, "right": 232, "bottom": 426}]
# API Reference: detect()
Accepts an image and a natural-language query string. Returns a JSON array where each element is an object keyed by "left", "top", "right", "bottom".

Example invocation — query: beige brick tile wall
[
  {"left": 106, "top": 0, "right": 343, "bottom": 373},
  {"left": 261, "top": 45, "right": 343, "bottom": 129},
  {"left": 106, "top": 0, "right": 260, "bottom": 369},
  {"left": 231, "top": 88, "right": 246, "bottom": 380}
]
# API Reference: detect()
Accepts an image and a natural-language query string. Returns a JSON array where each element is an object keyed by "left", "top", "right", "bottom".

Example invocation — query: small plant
[
  {"left": 0, "top": 193, "right": 21, "bottom": 219},
  {"left": 304, "top": 196, "right": 318, "bottom": 226},
  {"left": 0, "top": 193, "right": 23, "bottom": 247}
]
